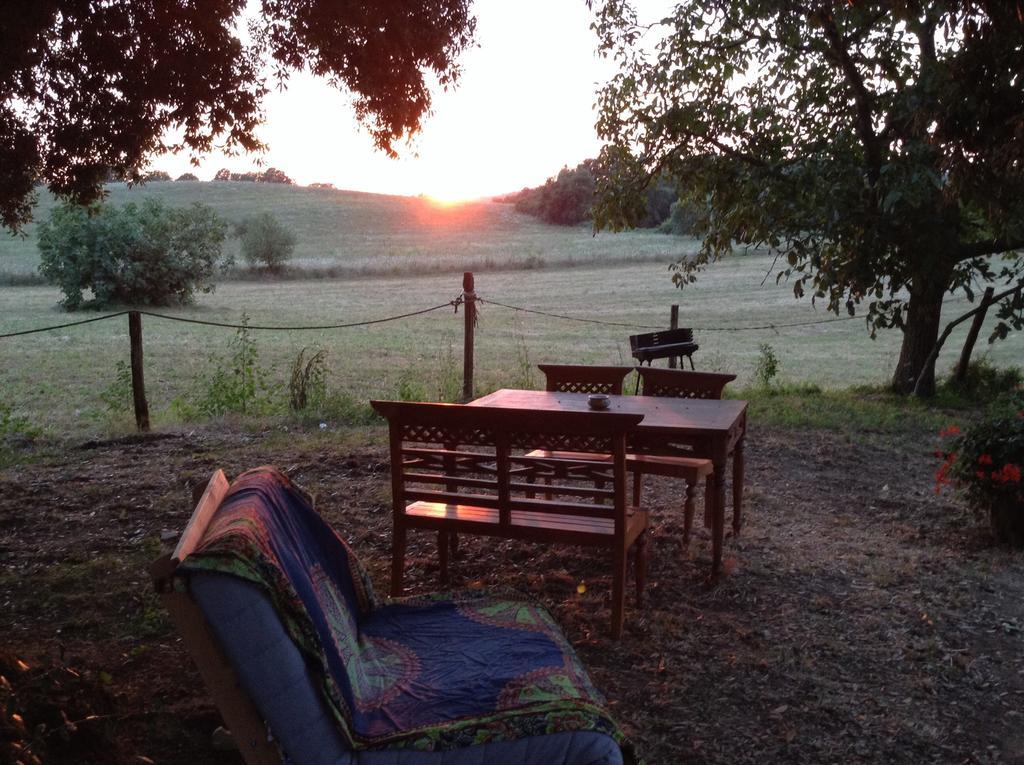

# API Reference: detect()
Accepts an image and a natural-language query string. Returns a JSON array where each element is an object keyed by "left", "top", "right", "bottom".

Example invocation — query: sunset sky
[{"left": 155, "top": 0, "right": 673, "bottom": 202}]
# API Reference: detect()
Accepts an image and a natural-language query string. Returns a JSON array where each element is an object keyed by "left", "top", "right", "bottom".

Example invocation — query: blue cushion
[{"left": 191, "top": 573, "right": 623, "bottom": 765}]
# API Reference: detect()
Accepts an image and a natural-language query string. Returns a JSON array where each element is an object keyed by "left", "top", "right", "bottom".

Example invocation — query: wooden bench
[
  {"left": 636, "top": 367, "right": 737, "bottom": 399},
  {"left": 628, "top": 328, "right": 699, "bottom": 369},
  {"left": 538, "top": 364, "right": 634, "bottom": 394},
  {"left": 370, "top": 400, "right": 649, "bottom": 638}
]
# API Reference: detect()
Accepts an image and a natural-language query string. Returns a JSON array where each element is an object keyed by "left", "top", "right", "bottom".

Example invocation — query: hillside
[{"left": 0, "top": 182, "right": 696, "bottom": 280}]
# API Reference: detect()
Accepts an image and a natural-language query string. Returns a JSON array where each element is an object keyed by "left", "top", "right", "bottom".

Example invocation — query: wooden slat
[
  {"left": 405, "top": 472, "right": 499, "bottom": 491},
  {"left": 404, "top": 501, "right": 647, "bottom": 546},
  {"left": 404, "top": 446, "right": 495, "bottom": 463},
  {"left": 627, "top": 453, "right": 712, "bottom": 479},
  {"left": 404, "top": 488, "right": 501, "bottom": 508},
  {"left": 172, "top": 470, "right": 229, "bottom": 564},
  {"left": 509, "top": 497, "right": 615, "bottom": 519},
  {"left": 517, "top": 450, "right": 613, "bottom": 464},
  {"left": 405, "top": 501, "right": 615, "bottom": 536},
  {"left": 508, "top": 481, "right": 613, "bottom": 500}
]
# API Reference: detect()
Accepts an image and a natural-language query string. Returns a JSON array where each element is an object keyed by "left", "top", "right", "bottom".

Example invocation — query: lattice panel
[
  {"left": 401, "top": 424, "right": 494, "bottom": 446},
  {"left": 644, "top": 384, "right": 716, "bottom": 399},
  {"left": 508, "top": 431, "right": 613, "bottom": 453},
  {"left": 553, "top": 381, "right": 620, "bottom": 394}
]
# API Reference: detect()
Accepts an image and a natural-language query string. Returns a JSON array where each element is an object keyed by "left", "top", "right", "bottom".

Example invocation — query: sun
[{"left": 422, "top": 192, "right": 474, "bottom": 208}]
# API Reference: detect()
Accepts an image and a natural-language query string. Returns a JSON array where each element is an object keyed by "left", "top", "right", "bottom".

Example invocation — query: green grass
[
  {"left": 1, "top": 255, "right": 1020, "bottom": 438},
  {"left": 738, "top": 384, "right": 954, "bottom": 433},
  {"left": 0, "top": 183, "right": 1020, "bottom": 438}
]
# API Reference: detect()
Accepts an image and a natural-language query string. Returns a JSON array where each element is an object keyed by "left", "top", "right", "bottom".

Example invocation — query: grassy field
[
  {"left": 0, "top": 182, "right": 690, "bottom": 280},
  {"left": 1, "top": 248, "right": 1021, "bottom": 438},
  {"left": 1, "top": 182, "right": 1020, "bottom": 436}
]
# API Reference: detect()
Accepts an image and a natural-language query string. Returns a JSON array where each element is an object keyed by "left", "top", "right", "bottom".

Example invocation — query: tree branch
[
  {"left": 958, "top": 238, "right": 1024, "bottom": 260},
  {"left": 912, "top": 281, "right": 1024, "bottom": 396},
  {"left": 814, "top": 9, "right": 883, "bottom": 186}
]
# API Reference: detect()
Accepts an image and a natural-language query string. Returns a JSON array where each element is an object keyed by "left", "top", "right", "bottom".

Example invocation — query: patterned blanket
[{"left": 179, "top": 466, "right": 639, "bottom": 762}]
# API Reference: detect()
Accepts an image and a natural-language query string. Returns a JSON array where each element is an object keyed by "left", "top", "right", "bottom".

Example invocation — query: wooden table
[{"left": 469, "top": 389, "right": 748, "bottom": 576}]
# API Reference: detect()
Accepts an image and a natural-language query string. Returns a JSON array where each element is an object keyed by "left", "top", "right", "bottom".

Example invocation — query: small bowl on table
[{"left": 587, "top": 393, "right": 611, "bottom": 411}]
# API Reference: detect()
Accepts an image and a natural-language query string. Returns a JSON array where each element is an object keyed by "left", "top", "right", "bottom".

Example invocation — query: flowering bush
[{"left": 936, "top": 392, "right": 1024, "bottom": 543}]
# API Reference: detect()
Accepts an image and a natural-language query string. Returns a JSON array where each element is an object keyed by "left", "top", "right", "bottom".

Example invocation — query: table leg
[
  {"left": 712, "top": 462, "right": 726, "bottom": 579},
  {"left": 732, "top": 436, "right": 745, "bottom": 536}
]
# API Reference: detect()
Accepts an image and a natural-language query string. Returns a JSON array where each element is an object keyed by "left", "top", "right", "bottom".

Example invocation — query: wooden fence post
[
  {"left": 462, "top": 272, "right": 476, "bottom": 401},
  {"left": 128, "top": 311, "right": 150, "bottom": 432},
  {"left": 953, "top": 286, "right": 995, "bottom": 383},
  {"left": 668, "top": 304, "right": 679, "bottom": 369}
]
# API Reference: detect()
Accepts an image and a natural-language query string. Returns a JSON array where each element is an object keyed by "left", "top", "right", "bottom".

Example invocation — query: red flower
[
  {"left": 939, "top": 425, "right": 962, "bottom": 438},
  {"left": 975, "top": 470, "right": 987, "bottom": 479},
  {"left": 978, "top": 454, "right": 994, "bottom": 465},
  {"left": 1002, "top": 463, "right": 1022, "bottom": 483}
]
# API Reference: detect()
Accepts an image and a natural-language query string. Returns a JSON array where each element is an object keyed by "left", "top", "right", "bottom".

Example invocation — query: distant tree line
[
  {"left": 213, "top": 167, "right": 294, "bottom": 184},
  {"left": 496, "top": 159, "right": 696, "bottom": 234},
  {"left": 106, "top": 168, "right": 295, "bottom": 183}
]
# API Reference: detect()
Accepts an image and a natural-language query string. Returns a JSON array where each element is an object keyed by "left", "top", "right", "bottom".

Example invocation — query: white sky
[{"left": 155, "top": 0, "right": 673, "bottom": 201}]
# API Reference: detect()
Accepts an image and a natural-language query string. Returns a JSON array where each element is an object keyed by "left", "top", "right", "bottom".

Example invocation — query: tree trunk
[{"left": 891, "top": 261, "right": 954, "bottom": 396}]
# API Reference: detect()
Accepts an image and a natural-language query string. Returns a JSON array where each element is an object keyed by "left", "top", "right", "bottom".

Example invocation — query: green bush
[
  {"left": 289, "top": 347, "right": 327, "bottom": 411},
  {"left": 236, "top": 212, "right": 297, "bottom": 272},
  {"left": 190, "top": 316, "right": 278, "bottom": 417},
  {"left": 98, "top": 360, "right": 134, "bottom": 414},
  {"left": 754, "top": 343, "right": 780, "bottom": 387},
  {"left": 936, "top": 391, "right": 1023, "bottom": 542},
  {"left": 658, "top": 199, "right": 700, "bottom": 236},
  {"left": 0, "top": 400, "right": 37, "bottom": 440},
  {"left": 942, "top": 359, "right": 1023, "bottom": 402},
  {"left": 37, "top": 199, "right": 227, "bottom": 309}
]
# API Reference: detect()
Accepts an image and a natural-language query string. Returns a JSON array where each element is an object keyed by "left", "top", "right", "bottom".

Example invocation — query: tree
[
  {"left": 176, "top": 173, "right": 200, "bottom": 182},
  {"left": 213, "top": 168, "right": 233, "bottom": 182},
  {"left": 144, "top": 170, "right": 172, "bottom": 182},
  {"left": 236, "top": 212, "right": 297, "bottom": 272},
  {"left": 259, "top": 167, "right": 293, "bottom": 184},
  {"left": 593, "top": 2, "right": 1024, "bottom": 395},
  {"left": 38, "top": 199, "right": 227, "bottom": 309},
  {"left": 1, "top": 0, "right": 476, "bottom": 232}
]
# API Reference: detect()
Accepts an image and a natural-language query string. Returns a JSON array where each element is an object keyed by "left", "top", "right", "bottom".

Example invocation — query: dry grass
[{"left": 2, "top": 421, "right": 1022, "bottom": 763}]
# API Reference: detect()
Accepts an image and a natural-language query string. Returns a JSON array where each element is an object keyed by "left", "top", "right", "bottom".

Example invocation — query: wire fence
[
  {"left": 0, "top": 273, "right": 991, "bottom": 433},
  {"left": 2, "top": 291, "right": 874, "bottom": 340}
]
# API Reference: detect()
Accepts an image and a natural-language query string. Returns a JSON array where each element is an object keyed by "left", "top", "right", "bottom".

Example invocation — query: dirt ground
[{"left": 1, "top": 422, "right": 1023, "bottom": 764}]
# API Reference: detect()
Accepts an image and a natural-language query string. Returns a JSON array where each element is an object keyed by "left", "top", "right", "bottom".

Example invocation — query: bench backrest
[
  {"left": 537, "top": 364, "right": 635, "bottom": 395},
  {"left": 637, "top": 367, "right": 737, "bottom": 399},
  {"left": 371, "top": 401, "right": 643, "bottom": 535}
]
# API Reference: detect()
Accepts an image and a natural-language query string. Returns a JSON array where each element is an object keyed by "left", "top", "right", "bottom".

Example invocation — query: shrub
[
  {"left": 98, "top": 360, "right": 133, "bottom": 414},
  {"left": 37, "top": 199, "right": 227, "bottom": 309},
  {"left": 943, "top": 359, "right": 1023, "bottom": 402},
  {"left": 754, "top": 343, "right": 779, "bottom": 387},
  {"left": 193, "top": 316, "right": 277, "bottom": 417},
  {"left": 936, "top": 391, "right": 1024, "bottom": 544},
  {"left": 0, "top": 400, "right": 37, "bottom": 440},
  {"left": 236, "top": 212, "right": 297, "bottom": 272},
  {"left": 289, "top": 347, "right": 327, "bottom": 411},
  {"left": 658, "top": 200, "right": 700, "bottom": 236}
]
